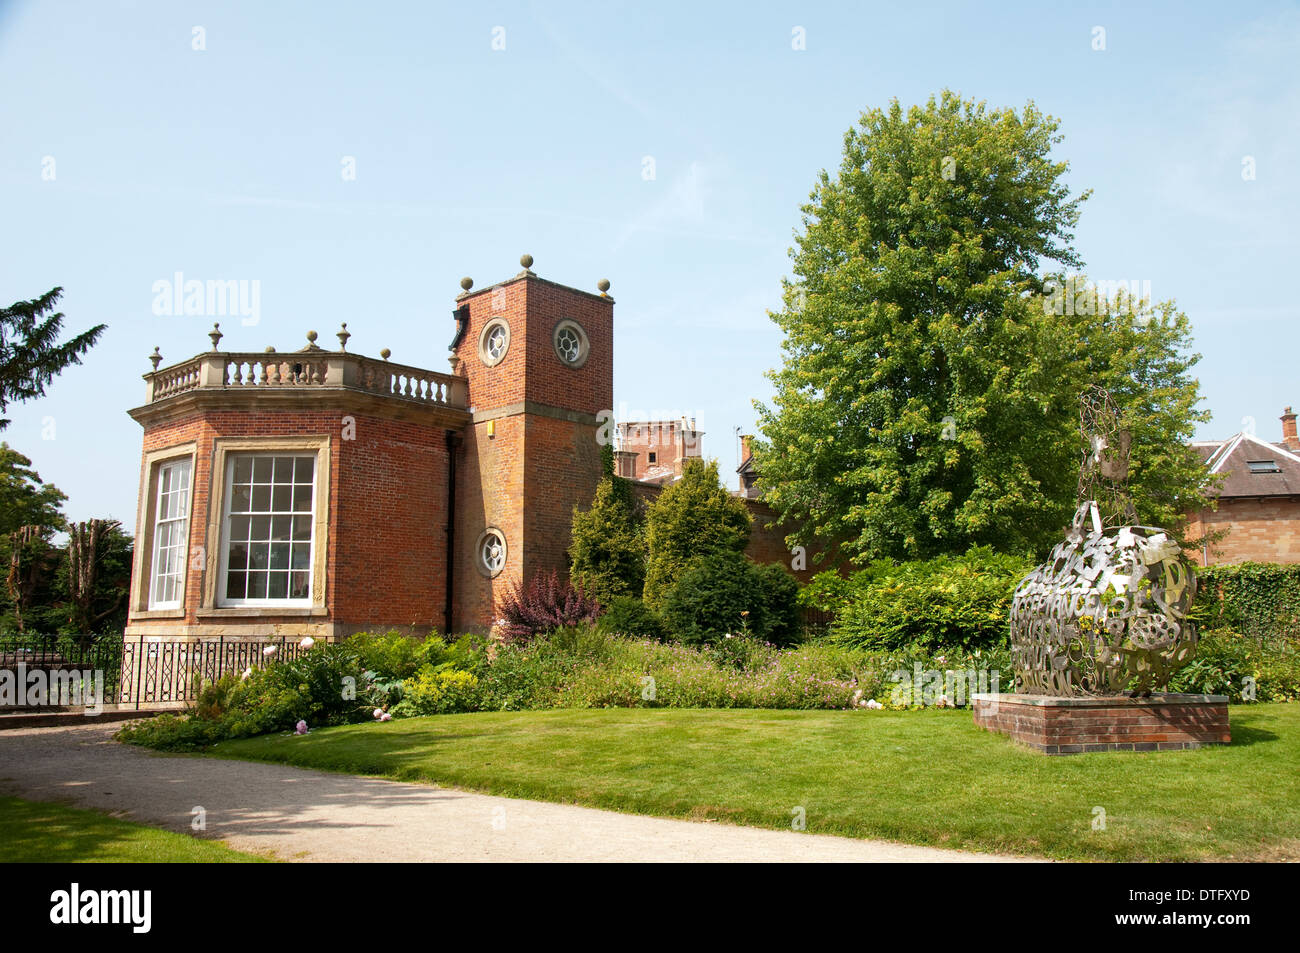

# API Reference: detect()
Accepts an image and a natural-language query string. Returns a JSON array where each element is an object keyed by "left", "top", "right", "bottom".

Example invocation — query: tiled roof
[{"left": 1197, "top": 432, "right": 1300, "bottom": 498}]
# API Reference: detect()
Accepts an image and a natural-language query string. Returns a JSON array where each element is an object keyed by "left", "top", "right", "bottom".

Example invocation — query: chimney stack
[
  {"left": 739, "top": 434, "right": 753, "bottom": 463},
  {"left": 1282, "top": 407, "right": 1299, "bottom": 451}
]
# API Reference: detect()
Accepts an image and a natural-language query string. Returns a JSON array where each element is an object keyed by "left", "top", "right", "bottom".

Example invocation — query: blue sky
[{"left": 2, "top": 0, "right": 1297, "bottom": 525}]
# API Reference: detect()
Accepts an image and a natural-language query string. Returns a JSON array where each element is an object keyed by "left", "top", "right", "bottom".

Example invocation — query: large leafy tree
[
  {"left": 0, "top": 287, "right": 104, "bottom": 431},
  {"left": 0, "top": 442, "right": 67, "bottom": 535},
  {"left": 756, "top": 91, "right": 1210, "bottom": 564},
  {"left": 643, "top": 458, "right": 752, "bottom": 607}
]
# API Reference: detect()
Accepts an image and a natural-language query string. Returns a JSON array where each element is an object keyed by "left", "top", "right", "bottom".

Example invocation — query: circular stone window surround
[
  {"left": 478, "top": 318, "right": 511, "bottom": 367},
  {"left": 552, "top": 319, "right": 590, "bottom": 369},
  {"left": 476, "top": 527, "right": 508, "bottom": 578}
]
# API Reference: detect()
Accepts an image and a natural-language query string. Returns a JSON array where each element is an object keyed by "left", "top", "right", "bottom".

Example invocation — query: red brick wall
[
  {"left": 451, "top": 416, "right": 526, "bottom": 633},
  {"left": 972, "top": 695, "right": 1230, "bottom": 754},
  {"left": 133, "top": 407, "right": 451, "bottom": 636},
  {"left": 523, "top": 414, "right": 602, "bottom": 582},
  {"left": 617, "top": 421, "right": 702, "bottom": 480},
  {"left": 1186, "top": 497, "right": 1300, "bottom": 565}
]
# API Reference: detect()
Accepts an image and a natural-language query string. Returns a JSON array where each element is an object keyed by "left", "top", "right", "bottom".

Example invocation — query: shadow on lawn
[{"left": 1227, "top": 723, "right": 1279, "bottom": 747}]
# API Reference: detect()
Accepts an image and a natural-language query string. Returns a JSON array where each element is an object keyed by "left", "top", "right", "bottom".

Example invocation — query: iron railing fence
[
  {"left": 119, "top": 635, "right": 312, "bottom": 709},
  {"left": 0, "top": 633, "right": 124, "bottom": 705}
]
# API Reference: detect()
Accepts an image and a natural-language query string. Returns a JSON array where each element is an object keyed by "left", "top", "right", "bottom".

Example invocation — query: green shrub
[
  {"left": 659, "top": 551, "right": 756, "bottom": 645},
  {"left": 827, "top": 547, "right": 1031, "bottom": 652},
  {"left": 752, "top": 562, "right": 802, "bottom": 647},
  {"left": 393, "top": 667, "right": 480, "bottom": 716},
  {"left": 1168, "top": 629, "right": 1300, "bottom": 702},
  {"left": 118, "top": 643, "right": 375, "bottom": 751},
  {"left": 596, "top": 596, "right": 665, "bottom": 640},
  {"left": 1191, "top": 563, "right": 1300, "bottom": 642},
  {"left": 344, "top": 630, "right": 440, "bottom": 679},
  {"left": 569, "top": 477, "right": 646, "bottom": 603}
]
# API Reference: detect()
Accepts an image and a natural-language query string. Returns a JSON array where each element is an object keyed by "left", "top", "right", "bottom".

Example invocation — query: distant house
[{"left": 1186, "top": 408, "right": 1300, "bottom": 565}]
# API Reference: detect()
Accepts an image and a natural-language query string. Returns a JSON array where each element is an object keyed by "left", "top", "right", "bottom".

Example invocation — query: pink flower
[
  {"left": 299, "top": 636, "right": 315, "bottom": 649},
  {"left": 295, "top": 720, "right": 309, "bottom": 735},
  {"left": 373, "top": 708, "right": 385, "bottom": 720},
  {"left": 379, "top": 711, "right": 392, "bottom": 722}
]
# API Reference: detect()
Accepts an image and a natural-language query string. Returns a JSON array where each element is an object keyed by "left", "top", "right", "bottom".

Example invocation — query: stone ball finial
[
  {"left": 306, "top": 330, "right": 318, "bottom": 344},
  {"left": 520, "top": 254, "right": 534, "bottom": 270},
  {"left": 380, "top": 348, "right": 391, "bottom": 361},
  {"left": 265, "top": 346, "right": 276, "bottom": 353},
  {"left": 460, "top": 277, "right": 473, "bottom": 291},
  {"left": 597, "top": 278, "right": 610, "bottom": 294}
]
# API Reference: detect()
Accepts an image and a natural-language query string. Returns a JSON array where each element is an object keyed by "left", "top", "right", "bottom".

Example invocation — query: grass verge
[
  {"left": 209, "top": 703, "right": 1299, "bottom": 861},
  {"left": 0, "top": 795, "right": 268, "bottom": 863}
]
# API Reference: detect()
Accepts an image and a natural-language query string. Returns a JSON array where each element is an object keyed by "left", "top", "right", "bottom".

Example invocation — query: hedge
[{"left": 1191, "top": 562, "right": 1300, "bottom": 643}]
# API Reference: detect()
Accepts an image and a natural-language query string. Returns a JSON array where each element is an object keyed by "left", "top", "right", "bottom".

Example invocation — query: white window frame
[
  {"left": 216, "top": 452, "right": 317, "bottom": 608},
  {"left": 147, "top": 458, "right": 193, "bottom": 610}
]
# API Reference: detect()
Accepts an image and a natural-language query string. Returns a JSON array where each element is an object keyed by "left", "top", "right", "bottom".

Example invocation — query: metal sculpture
[{"left": 1009, "top": 387, "right": 1198, "bottom": 696}]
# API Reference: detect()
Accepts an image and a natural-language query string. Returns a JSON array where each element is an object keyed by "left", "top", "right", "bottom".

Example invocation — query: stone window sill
[
  {"left": 195, "top": 607, "right": 329, "bottom": 619},
  {"left": 129, "top": 608, "right": 188, "bottom": 620}
]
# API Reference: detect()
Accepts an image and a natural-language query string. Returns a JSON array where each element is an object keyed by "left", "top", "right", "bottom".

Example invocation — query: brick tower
[{"left": 449, "top": 256, "right": 614, "bottom": 631}]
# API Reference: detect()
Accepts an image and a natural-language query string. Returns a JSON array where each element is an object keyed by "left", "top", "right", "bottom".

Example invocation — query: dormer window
[{"left": 1247, "top": 460, "right": 1281, "bottom": 474}]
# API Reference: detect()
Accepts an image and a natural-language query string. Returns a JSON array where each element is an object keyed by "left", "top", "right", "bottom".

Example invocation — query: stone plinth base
[{"left": 971, "top": 693, "right": 1230, "bottom": 755}]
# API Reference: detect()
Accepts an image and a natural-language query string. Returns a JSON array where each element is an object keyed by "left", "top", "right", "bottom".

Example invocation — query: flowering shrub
[{"left": 496, "top": 571, "right": 601, "bottom": 644}]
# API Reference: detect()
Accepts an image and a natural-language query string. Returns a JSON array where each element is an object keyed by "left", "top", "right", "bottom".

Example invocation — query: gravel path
[{"left": 0, "top": 722, "right": 1034, "bottom": 862}]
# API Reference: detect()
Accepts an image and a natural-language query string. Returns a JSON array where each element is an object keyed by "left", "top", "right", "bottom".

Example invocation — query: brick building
[
  {"left": 1186, "top": 408, "right": 1300, "bottom": 565},
  {"left": 127, "top": 257, "right": 611, "bottom": 643}
]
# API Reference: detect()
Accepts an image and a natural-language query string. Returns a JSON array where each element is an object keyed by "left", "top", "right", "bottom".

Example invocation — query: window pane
[
  {"left": 225, "top": 571, "right": 246, "bottom": 600},
  {"left": 223, "top": 453, "right": 314, "bottom": 603},
  {"left": 270, "top": 543, "right": 290, "bottom": 570}
]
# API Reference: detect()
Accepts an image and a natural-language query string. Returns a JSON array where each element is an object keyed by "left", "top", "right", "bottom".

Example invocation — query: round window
[
  {"left": 478, "top": 319, "right": 510, "bottom": 367},
  {"left": 477, "top": 528, "right": 507, "bottom": 577},
  {"left": 552, "top": 319, "right": 589, "bottom": 368}
]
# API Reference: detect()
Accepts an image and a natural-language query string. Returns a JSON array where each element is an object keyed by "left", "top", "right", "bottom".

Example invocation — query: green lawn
[
  {"left": 210, "top": 703, "right": 1300, "bottom": 862},
  {"left": 0, "top": 796, "right": 267, "bottom": 863}
]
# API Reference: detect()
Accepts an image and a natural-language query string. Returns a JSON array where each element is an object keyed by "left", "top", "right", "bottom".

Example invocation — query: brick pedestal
[{"left": 971, "top": 693, "right": 1230, "bottom": 755}]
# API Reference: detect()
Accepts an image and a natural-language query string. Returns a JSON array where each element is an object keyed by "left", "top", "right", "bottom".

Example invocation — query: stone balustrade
[{"left": 143, "top": 351, "right": 468, "bottom": 409}]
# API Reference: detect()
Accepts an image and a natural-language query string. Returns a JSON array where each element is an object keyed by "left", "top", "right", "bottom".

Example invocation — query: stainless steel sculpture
[{"left": 1009, "top": 387, "right": 1198, "bottom": 696}]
